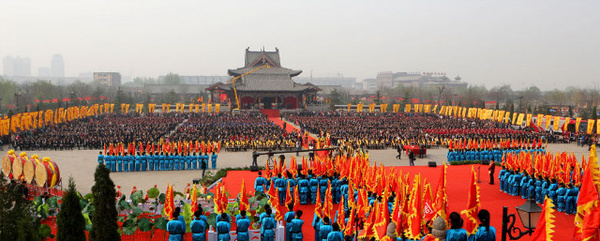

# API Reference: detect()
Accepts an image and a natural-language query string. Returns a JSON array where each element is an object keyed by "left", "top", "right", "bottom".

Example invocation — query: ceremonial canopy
[{"left": 207, "top": 48, "right": 320, "bottom": 109}]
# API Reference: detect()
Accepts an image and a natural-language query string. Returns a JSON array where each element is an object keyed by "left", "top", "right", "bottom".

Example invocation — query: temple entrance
[
  {"left": 284, "top": 96, "right": 298, "bottom": 109},
  {"left": 261, "top": 97, "right": 281, "bottom": 109},
  {"left": 241, "top": 96, "right": 254, "bottom": 109}
]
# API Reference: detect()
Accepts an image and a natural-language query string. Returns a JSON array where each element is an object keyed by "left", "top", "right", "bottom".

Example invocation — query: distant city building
[
  {"left": 38, "top": 67, "right": 52, "bottom": 77},
  {"left": 376, "top": 71, "right": 468, "bottom": 90},
  {"left": 51, "top": 54, "right": 65, "bottom": 78},
  {"left": 362, "top": 78, "right": 378, "bottom": 91},
  {"left": 3, "top": 56, "right": 31, "bottom": 77},
  {"left": 94, "top": 72, "right": 121, "bottom": 86}
]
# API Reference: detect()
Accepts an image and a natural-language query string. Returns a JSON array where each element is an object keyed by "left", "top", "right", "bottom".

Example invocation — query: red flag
[
  {"left": 404, "top": 174, "right": 422, "bottom": 240},
  {"left": 191, "top": 184, "right": 199, "bottom": 213},
  {"left": 422, "top": 183, "right": 435, "bottom": 223},
  {"left": 239, "top": 179, "right": 249, "bottom": 211},
  {"left": 336, "top": 197, "right": 346, "bottom": 230},
  {"left": 433, "top": 161, "right": 448, "bottom": 221},
  {"left": 293, "top": 184, "right": 300, "bottom": 212},
  {"left": 285, "top": 181, "right": 293, "bottom": 208},
  {"left": 461, "top": 166, "right": 480, "bottom": 235},
  {"left": 324, "top": 181, "right": 333, "bottom": 219},
  {"left": 531, "top": 197, "right": 556, "bottom": 241},
  {"left": 315, "top": 185, "right": 323, "bottom": 218},
  {"left": 374, "top": 191, "right": 391, "bottom": 240},
  {"left": 163, "top": 184, "right": 174, "bottom": 219},
  {"left": 573, "top": 145, "right": 600, "bottom": 241}
]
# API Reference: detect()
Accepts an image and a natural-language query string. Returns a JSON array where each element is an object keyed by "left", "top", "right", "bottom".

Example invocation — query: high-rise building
[
  {"left": 51, "top": 54, "right": 64, "bottom": 78},
  {"left": 38, "top": 67, "right": 52, "bottom": 77},
  {"left": 94, "top": 72, "right": 121, "bottom": 86},
  {"left": 3, "top": 56, "right": 31, "bottom": 77}
]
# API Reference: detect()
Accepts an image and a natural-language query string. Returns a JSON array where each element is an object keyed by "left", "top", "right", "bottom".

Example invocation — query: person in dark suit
[{"left": 488, "top": 159, "right": 496, "bottom": 185}]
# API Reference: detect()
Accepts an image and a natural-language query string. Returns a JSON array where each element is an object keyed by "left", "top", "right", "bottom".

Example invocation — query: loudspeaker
[
  {"left": 250, "top": 165, "right": 259, "bottom": 172},
  {"left": 428, "top": 162, "right": 437, "bottom": 168},
  {"left": 192, "top": 178, "right": 200, "bottom": 184}
]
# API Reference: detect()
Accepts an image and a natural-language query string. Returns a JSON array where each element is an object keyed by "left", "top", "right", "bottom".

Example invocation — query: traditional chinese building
[{"left": 207, "top": 48, "right": 320, "bottom": 109}]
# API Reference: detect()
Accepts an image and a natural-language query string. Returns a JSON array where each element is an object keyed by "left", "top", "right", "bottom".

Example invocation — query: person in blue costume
[
  {"left": 470, "top": 209, "right": 496, "bottom": 241},
  {"left": 142, "top": 152, "right": 149, "bottom": 171},
  {"left": 116, "top": 153, "right": 123, "bottom": 172},
  {"left": 275, "top": 173, "right": 287, "bottom": 205},
  {"left": 298, "top": 174, "right": 310, "bottom": 204},
  {"left": 149, "top": 152, "right": 156, "bottom": 171},
  {"left": 547, "top": 180, "right": 559, "bottom": 206},
  {"left": 285, "top": 204, "right": 296, "bottom": 241},
  {"left": 191, "top": 210, "right": 207, "bottom": 241},
  {"left": 312, "top": 212, "right": 321, "bottom": 241},
  {"left": 498, "top": 168, "right": 508, "bottom": 192},
  {"left": 174, "top": 207, "right": 186, "bottom": 228},
  {"left": 167, "top": 210, "right": 186, "bottom": 241},
  {"left": 261, "top": 208, "right": 277, "bottom": 241},
  {"left": 446, "top": 212, "right": 467, "bottom": 241},
  {"left": 534, "top": 179, "right": 543, "bottom": 203},
  {"left": 217, "top": 213, "right": 231, "bottom": 241},
  {"left": 332, "top": 174, "right": 340, "bottom": 204},
  {"left": 191, "top": 153, "right": 198, "bottom": 170},
  {"left": 309, "top": 172, "right": 319, "bottom": 204},
  {"left": 541, "top": 178, "right": 551, "bottom": 202},
  {"left": 511, "top": 173, "right": 523, "bottom": 196},
  {"left": 290, "top": 210, "right": 304, "bottom": 241},
  {"left": 287, "top": 171, "right": 297, "bottom": 196},
  {"left": 127, "top": 152, "right": 134, "bottom": 172},
  {"left": 211, "top": 152, "right": 218, "bottom": 169},
  {"left": 319, "top": 217, "right": 333, "bottom": 241},
  {"left": 319, "top": 178, "right": 329, "bottom": 203},
  {"left": 236, "top": 210, "right": 251, "bottom": 241},
  {"left": 255, "top": 171, "right": 267, "bottom": 193},
  {"left": 327, "top": 223, "right": 343, "bottom": 241},
  {"left": 135, "top": 153, "right": 141, "bottom": 171},
  {"left": 519, "top": 175, "right": 529, "bottom": 199},
  {"left": 527, "top": 177, "right": 536, "bottom": 199},
  {"left": 174, "top": 154, "right": 180, "bottom": 170},
  {"left": 201, "top": 152, "right": 209, "bottom": 170},
  {"left": 97, "top": 151, "right": 104, "bottom": 166},
  {"left": 565, "top": 184, "right": 579, "bottom": 214}
]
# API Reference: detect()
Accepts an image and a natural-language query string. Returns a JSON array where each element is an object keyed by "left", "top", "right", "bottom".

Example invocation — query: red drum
[
  {"left": 23, "top": 158, "right": 39, "bottom": 184},
  {"left": 1, "top": 154, "right": 16, "bottom": 177},
  {"left": 11, "top": 156, "right": 28, "bottom": 180},
  {"left": 35, "top": 160, "right": 61, "bottom": 188}
]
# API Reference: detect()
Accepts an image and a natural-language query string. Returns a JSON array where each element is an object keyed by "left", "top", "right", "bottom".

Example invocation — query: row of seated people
[
  {"left": 446, "top": 148, "right": 546, "bottom": 163},
  {"left": 499, "top": 170, "right": 579, "bottom": 214},
  {"left": 97, "top": 151, "right": 218, "bottom": 172},
  {"left": 223, "top": 138, "right": 301, "bottom": 152}
]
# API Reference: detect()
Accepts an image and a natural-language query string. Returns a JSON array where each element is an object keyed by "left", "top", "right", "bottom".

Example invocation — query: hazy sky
[{"left": 1, "top": 0, "right": 599, "bottom": 90}]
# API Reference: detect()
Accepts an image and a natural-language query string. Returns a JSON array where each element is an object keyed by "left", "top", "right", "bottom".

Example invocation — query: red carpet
[
  {"left": 264, "top": 111, "right": 317, "bottom": 149},
  {"left": 222, "top": 166, "right": 574, "bottom": 241}
]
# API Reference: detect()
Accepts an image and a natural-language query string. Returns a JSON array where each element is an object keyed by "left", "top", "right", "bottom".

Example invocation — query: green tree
[
  {"left": 0, "top": 172, "right": 41, "bottom": 241},
  {"left": 328, "top": 89, "right": 343, "bottom": 110},
  {"left": 89, "top": 164, "right": 120, "bottom": 241},
  {"left": 57, "top": 177, "right": 86, "bottom": 241},
  {"left": 162, "top": 73, "right": 182, "bottom": 85}
]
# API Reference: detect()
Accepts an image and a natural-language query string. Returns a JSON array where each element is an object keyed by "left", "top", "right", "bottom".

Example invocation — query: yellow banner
[
  {"left": 576, "top": 117, "right": 582, "bottom": 133},
  {"left": 512, "top": 113, "right": 517, "bottom": 125},
  {"left": 545, "top": 115, "right": 552, "bottom": 129},
  {"left": 564, "top": 117, "right": 570, "bottom": 132},
  {"left": 588, "top": 119, "right": 595, "bottom": 134},
  {"left": 405, "top": 104, "right": 411, "bottom": 113},
  {"left": 504, "top": 112, "right": 511, "bottom": 123},
  {"left": 536, "top": 114, "right": 543, "bottom": 127},
  {"left": 432, "top": 105, "right": 438, "bottom": 114},
  {"left": 526, "top": 114, "right": 532, "bottom": 127},
  {"left": 424, "top": 104, "right": 431, "bottom": 113},
  {"left": 207, "top": 104, "right": 213, "bottom": 112},
  {"left": 597, "top": 119, "right": 600, "bottom": 135},
  {"left": 357, "top": 103, "right": 363, "bottom": 112},
  {"left": 553, "top": 116, "right": 560, "bottom": 130},
  {"left": 215, "top": 104, "right": 220, "bottom": 113},
  {"left": 347, "top": 103, "right": 351, "bottom": 112},
  {"left": 517, "top": 113, "right": 524, "bottom": 126}
]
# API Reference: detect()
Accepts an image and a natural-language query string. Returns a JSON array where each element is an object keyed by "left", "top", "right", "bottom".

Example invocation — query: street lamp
[{"left": 501, "top": 198, "right": 542, "bottom": 241}]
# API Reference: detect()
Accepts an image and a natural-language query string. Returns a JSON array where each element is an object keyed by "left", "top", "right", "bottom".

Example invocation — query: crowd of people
[
  {"left": 499, "top": 151, "right": 582, "bottom": 215},
  {"left": 10, "top": 113, "right": 184, "bottom": 151},
  {"left": 284, "top": 111, "right": 550, "bottom": 151},
  {"left": 97, "top": 151, "right": 218, "bottom": 174}
]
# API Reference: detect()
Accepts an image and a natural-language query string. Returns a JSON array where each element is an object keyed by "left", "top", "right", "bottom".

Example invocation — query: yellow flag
[
  {"left": 526, "top": 114, "right": 532, "bottom": 127},
  {"left": 563, "top": 117, "right": 570, "bottom": 132},
  {"left": 536, "top": 114, "right": 543, "bottom": 127},
  {"left": 587, "top": 119, "right": 595, "bottom": 134},
  {"left": 215, "top": 104, "right": 221, "bottom": 113},
  {"left": 504, "top": 112, "right": 511, "bottom": 123},
  {"left": 545, "top": 115, "right": 552, "bottom": 129},
  {"left": 553, "top": 116, "right": 560, "bottom": 130},
  {"left": 405, "top": 104, "right": 411, "bottom": 113},
  {"left": 597, "top": 119, "right": 600, "bottom": 135},
  {"left": 517, "top": 113, "right": 525, "bottom": 126},
  {"left": 576, "top": 117, "right": 582, "bottom": 133},
  {"left": 347, "top": 103, "right": 351, "bottom": 112}
]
